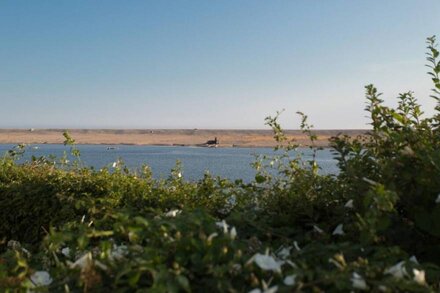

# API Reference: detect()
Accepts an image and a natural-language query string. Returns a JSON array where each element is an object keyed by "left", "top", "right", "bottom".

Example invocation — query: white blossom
[
  {"left": 332, "top": 224, "right": 345, "bottom": 236},
  {"left": 216, "top": 220, "right": 229, "bottom": 234},
  {"left": 436, "top": 194, "right": 440, "bottom": 204},
  {"left": 61, "top": 247, "right": 71, "bottom": 257},
  {"left": 283, "top": 274, "right": 296, "bottom": 286},
  {"left": 384, "top": 261, "right": 408, "bottom": 279},
  {"left": 70, "top": 252, "right": 93, "bottom": 270},
  {"left": 286, "top": 260, "right": 297, "bottom": 268},
  {"left": 232, "top": 263, "right": 242, "bottom": 272},
  {"left": 207, "top": 232, "right": 218, "bottom": 242},
  {"left": 362, "top": 177, "right": 378, "bottom": 185},
  {"left": 252, "top": 253, "right": 284, "bottom": 273},
  {"left": 112, "top": 162, "right": 117, "bottom": 168},
  {"left": 111, "top": 244, "right": 128, "bottom": 260},
  {"left": 30, "top": 271, "right": 52, "bottom": 287},
  {"left": 401, "top": 146, "right": 415, "bottom": 156},
  {"left": 313, "top": 225, "right": 324, "bottom": 234},
  {"left": 165, "top": 209, "right": 182, "bottom": 217},
  {"left": 277, "top": 246, "right": 291, "bottom": 259},
  {"left": 351, "top": 272, "right": 368, "bottom": 290},
  {"left": 177, "top": 172, "right": 182, "bottom": 178},
  {"left": 412, "top": 269, "right": 426, "bottom": 285},
  {"left": 262, "top": 280, "right": 278, "bottom": 293},
  {"left": 230, "top": 227, "right": 237, "bottom": 240},
  {"left": 7, "top": 240, "right": 31, "bottom": 258},
  {"left": 344, "top": 199, "right": 354, "bottom": 208},
  {"left": 328, "top": 258, "right": 344, "bottom": 270},
  {"left": 7, "top": 240, "right": 22, "bottom": 250},
  {"left": 293, "top": 241, "right": 301, "bottom": 251},
  {"left": 264, "top": 286, "right": 278, "bottom": 293},
  {"left": 409, "top": 255, "right": 419, "bottom": 264}
]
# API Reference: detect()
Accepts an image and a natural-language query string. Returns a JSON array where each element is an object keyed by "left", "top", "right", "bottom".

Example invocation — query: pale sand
[{"left": 0, "top": 129, "right": 367, "bottom": 147}]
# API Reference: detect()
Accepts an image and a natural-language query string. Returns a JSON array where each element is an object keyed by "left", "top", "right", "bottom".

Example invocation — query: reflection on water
[{"left": 0, "top": 144, "right": 339, "bottom": 182}]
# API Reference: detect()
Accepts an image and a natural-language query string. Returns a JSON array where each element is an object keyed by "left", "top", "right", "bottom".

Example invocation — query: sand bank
[{"left": 0, "top": 129, "right": 367, "bottom": 148}]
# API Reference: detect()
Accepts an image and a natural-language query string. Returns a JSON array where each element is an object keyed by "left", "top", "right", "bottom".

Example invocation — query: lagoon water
[{"left": 0, "top": 144, "right": 338, "bottom": 182}]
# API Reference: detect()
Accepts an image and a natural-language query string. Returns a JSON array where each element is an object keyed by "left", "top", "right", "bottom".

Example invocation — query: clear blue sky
[{"left": 1, "top": 1, "right": 439, "bottom": 129}]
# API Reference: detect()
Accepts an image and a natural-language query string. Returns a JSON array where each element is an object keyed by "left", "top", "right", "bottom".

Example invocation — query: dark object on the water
[{"left": 206, "top": 137, "right": 219, "bottom": 146}]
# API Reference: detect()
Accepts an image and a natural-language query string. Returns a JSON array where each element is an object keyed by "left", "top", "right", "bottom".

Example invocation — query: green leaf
[
  {"left": 128, "top": 271, "right": 141, "bottom": 287},
  {"left": 255, "top": 174, "right": 266, "bottom": 183},
  {"left": 176, "top": 275, "right": 191, "bottom": 292},
  {"left": 391, "top": 112, "right": 405, "bottom": 124},
  {"left": 415, "top": 207, "right": 440, "bottom": 237}
]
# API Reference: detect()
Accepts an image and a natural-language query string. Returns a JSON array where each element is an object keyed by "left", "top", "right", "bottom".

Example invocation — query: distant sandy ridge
[{"left": 0, "top": 129, "right": 368, "bottom": 147}]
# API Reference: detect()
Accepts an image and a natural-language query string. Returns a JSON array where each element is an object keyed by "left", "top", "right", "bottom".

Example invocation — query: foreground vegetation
[{"left": 1, "top": 37, "right": 440, "bottom": 292}]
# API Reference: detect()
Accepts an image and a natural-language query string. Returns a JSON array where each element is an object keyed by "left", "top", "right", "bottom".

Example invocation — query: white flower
[
  {"left": 362, "top": 177, "right": 378, "bottom": 185},
  {"left": 177, "top": 172, "right": 182, "bottom": 178},
  {"left": 264, "top": 286, "right": 278, "bottom": 293},
  {"left": 293, "top": 241, "right": 301, "bottom": 251},
  {"left": 111, "top": 244, "right": 128, "bottom": 260},
  {"left": 7, "top": 240, "right": 31, "bottom": 258},
  {"left": 70, "top": 252, "right": 93, "bottom": 270},
  {"left": 385, "top": 261, "right": 408, "bottom": 279},
  {"left": 283, "top": 274, "right": 296, "bottom": 286},
  {"left": 328, "top": 258, "right": 344, "bottom": 270},
  {"left": 412, "top": 269, "right": 426, "bottom": 285},
  {"left": 232, "top": 263, "right": 242, "bottom": 272},
  {"left": 252, "top": 253, "right": 284, "bottom": 273},
  {"left": 401, "top": 145, "right": 415, "bottom": 156},
  {"left": 313, "top": 225, "right": 324, "bottom": 234},
  {"left": 230, "top": 227, "right": 237, "bottom": 240},
  {"left": 30, "top": 271, "right": 52, "bottom": 287},
  {"left": 216, "top": 220, "right": 229, "bottom": 234},
  {"left": 7, "top": 240, "right": 22, "bottom": 250},
  {"left": 332, "top": 224, "right": 345, "bottom": 235},
  {"left": 344, "top": 199, "right": 354, "bottom": 208},
  {"left": 112, "top": 162, "right": 117, "bottom": 168},
  {"left": 351, "top": 272, "right": 368, "bottom": 290},
  {"left": 261, "top": 280, "right": 279, "bottom": 293},
  {"left": 61, "top": 247, "right": 71, "bottom": 257},
  {"left": 207, "top": 232, "right": 218, "bottom": 242},
  {"left": 277, "top": 246, "right": 291, "bottom": 259},
  {"left": 436, "top": 194, "right": 440, "bottom": 204},
  {"left": 409, "top": 255, "right": 419, "bottom": 264},
  {"left": 165, "top": 209, "right": 182, "bottom": 217}
]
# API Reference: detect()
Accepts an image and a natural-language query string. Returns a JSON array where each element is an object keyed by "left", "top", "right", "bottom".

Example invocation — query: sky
[{"left": 1, "top": 1, "right": 440, "bottom": 129}]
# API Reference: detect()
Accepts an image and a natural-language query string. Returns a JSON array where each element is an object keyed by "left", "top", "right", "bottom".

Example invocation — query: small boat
[{"left": 205, "top": 137, "right": 219, "bottom": 147}]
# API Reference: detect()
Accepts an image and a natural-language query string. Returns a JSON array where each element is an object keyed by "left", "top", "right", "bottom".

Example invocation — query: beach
[{"left": 0, "top": 129, "right": 366, "bottom": 147}]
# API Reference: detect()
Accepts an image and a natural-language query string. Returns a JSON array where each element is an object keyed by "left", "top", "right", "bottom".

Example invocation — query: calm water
[{"left": 0, "top": 144, "right": 338, "bottom": 182}]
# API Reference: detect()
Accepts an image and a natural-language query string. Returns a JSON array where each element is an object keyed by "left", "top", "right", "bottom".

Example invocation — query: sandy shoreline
[{"left": 0, "top": 129, "right": 367, "bottom": 148}]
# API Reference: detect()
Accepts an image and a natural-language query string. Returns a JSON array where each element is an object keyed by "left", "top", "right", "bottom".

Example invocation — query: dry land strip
[{"left": 0, "top": 129, "right": 367, "bottom": 148}]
